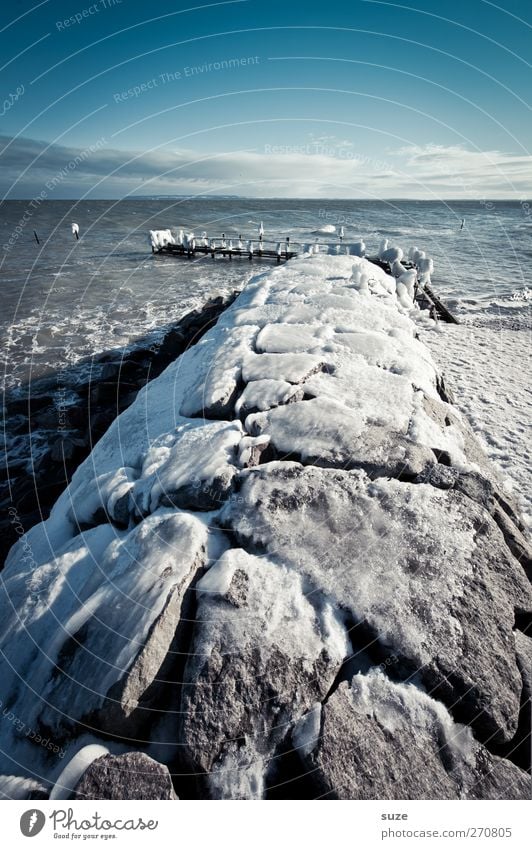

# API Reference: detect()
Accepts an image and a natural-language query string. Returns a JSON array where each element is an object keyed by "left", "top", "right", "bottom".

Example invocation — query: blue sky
[{"left": 1, "top": 0, "right": 531, "bottom": 197}]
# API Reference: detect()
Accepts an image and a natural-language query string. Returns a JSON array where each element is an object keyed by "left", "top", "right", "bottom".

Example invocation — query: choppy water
[{"left": 1, "top": 198, "right": 530, "bottom": 395}]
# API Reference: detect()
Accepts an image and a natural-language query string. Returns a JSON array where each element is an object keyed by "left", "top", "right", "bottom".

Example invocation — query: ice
[
  {"left": 242, "top": 351, "right": 330, "bottom": 383},
  {"left": 0, "top": 776, "right": 46, "bottom": 800},
  {"left": 50, "top": 743, "right": 109, "bottom": 800},
  {"left": 292, "top": 703, "right": 322, "bottom": 757},
  {"left": 346, "top": 669, "right": 478, "bottom": 767},
  {"left": 235, "top": 378, "right": 302, "bottom": 414},
  {"left": 131, "top": 420, "right": 242, "bottom": 515}
]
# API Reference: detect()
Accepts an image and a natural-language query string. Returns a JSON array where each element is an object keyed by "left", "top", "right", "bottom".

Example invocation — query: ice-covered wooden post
[
  {"left": 210, "top": 239, "right": 216, "bottom": 259},
  {"left": 339, "top": 226, "right": 344, "bottom": 243},
  {"left": 276, "top": 241, "right": 282, "bottom": 263},
  {"left": 71, "top": 223, "right": 79, "bottom": 240},
  {"left": 248, "top": 240, "right": 254, "bottom": 261}
]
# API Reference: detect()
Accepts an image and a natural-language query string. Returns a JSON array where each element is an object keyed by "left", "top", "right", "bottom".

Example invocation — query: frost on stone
[
  {"left": 297, "top": 670, "right": 530, "bottom": 799},
  {"left": 180, "top": 548, "right": 349, "bottom": 798},
  {"left": 0, "top": 510, "right": 210, "bottom": 750},
  {"left": 223, "top": 464, "right": 532, "bottom": 743}
]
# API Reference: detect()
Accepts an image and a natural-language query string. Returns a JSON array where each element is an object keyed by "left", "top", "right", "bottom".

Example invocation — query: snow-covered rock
[
  {"left": 1, "top": 252, "right": 530, "bottom": 799},
  {"left": 180, "top": 548, "right": 348, "bottom": 799},
  {"left": 294, "top": 670, "right": 530, "bottom": 799},
  {"left": 222, "top": 463, "right": 531, "bottom": 744}
]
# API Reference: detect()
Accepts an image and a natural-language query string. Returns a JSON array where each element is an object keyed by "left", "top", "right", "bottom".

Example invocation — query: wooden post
[{"left": 33, "top": 230, "right": 40, "bottom": 245}]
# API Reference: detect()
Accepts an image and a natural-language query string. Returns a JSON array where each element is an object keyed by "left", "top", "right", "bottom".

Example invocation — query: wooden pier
[{"left": 149, "top": 229, "right": 459, "bottom": 323}]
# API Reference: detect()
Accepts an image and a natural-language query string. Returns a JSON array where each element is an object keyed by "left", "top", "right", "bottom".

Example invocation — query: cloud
[
  {"left": 1, "top": 135, "right": 531, "bottom": 199},
  {"left": 393, "top": 144, "right": 532, "bottom": 196}
]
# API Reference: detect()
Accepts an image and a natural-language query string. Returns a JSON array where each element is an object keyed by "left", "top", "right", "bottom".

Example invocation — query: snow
[
  {"left": 256, "top": 323, "right": 332, "bottom": 354},
  {"left": 423, "top": 323, "right": 532, "bottom": 528},
  {"left": 195, "top": 548, "right": 349, "bottom": 669},
  {"left": 235, "top": 378, "right": 301, "bottom": 414},
  {"left": 347, "top": 669, "right": 477, "bottom": 765},
  {"left": 242, "top": 351, "right": 330, "bottom": 383},
  {"left": 131, "top": 420, "right": 242, "bottom": 515}
]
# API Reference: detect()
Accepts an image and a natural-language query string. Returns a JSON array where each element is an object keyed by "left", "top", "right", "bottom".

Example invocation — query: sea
[{"left": 1, "top": 198, "right": 530, "bottom": 394}]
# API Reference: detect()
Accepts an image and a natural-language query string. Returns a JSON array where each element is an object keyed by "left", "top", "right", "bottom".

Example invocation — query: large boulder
[
  {"left": 0, "top": 511, "right": 213, "bottom": 746},
  {"left": 293, "top": 670, "right": 530, "bottom": 799},
  {"left": 73, "top": 752, "right": 177, "bottom": 800},
  {"left": 222, "top": 463, "right": 532, "bottom": 743},
  {"left": 180, "top": 548, "right": 349, "bottom": 798}
]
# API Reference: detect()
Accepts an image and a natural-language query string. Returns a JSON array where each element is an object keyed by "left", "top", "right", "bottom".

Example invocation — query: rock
[
  {"left": 180, "top": 548, "right": 348, "bottom": 798},
  {"left": 100, "top": 362, "right": 121, "bottom": 382},
  {"left": 246, "top": 395, "right": 434, "bottom": 478},
  {"left": 294, "top": 671, "right": 530, "bottom": 799},
  {"left": 222, "top": 463, "right": 532, "bottom": 743},
  {"left": 129, "top": 421, "right": 242, "bottom": 518},
  {"left": 180, "top": 324, "right": 258, "bottom": 419},
  {"left": 515, "top": 630, "right": 532, "bottom": 700},
  {"left": 0, "top": 512, "right": 211, "bottom": 746},
  {"left": 73, "top": 753, "right": 177, "bottom": 800}
]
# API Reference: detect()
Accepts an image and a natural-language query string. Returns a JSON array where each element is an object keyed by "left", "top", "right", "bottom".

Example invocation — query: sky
[{"left": 1, "top": 0, "right": 531, "bottom": 198}]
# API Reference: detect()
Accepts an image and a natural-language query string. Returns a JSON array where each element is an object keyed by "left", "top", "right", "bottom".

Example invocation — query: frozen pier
[{"left": 149, "top": 228, "right": 459, "bottom": 323}]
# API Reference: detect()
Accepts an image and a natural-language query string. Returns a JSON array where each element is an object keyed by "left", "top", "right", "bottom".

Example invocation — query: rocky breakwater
[{"left": 0, "top": 253, "right": 530, "bottom": 800}]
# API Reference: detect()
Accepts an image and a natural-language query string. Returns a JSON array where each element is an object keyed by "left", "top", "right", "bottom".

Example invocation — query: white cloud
[
  {"left": 392, "top": 144, "right": 532, "bottom": 196},
  {"left": 1, "top": 136, "right": 531, "bottom": 199}
]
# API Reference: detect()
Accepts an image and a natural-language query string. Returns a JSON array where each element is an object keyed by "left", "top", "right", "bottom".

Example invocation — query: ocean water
[{"left": 1, "top": 198, "right": 531, "bottom": 395}]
